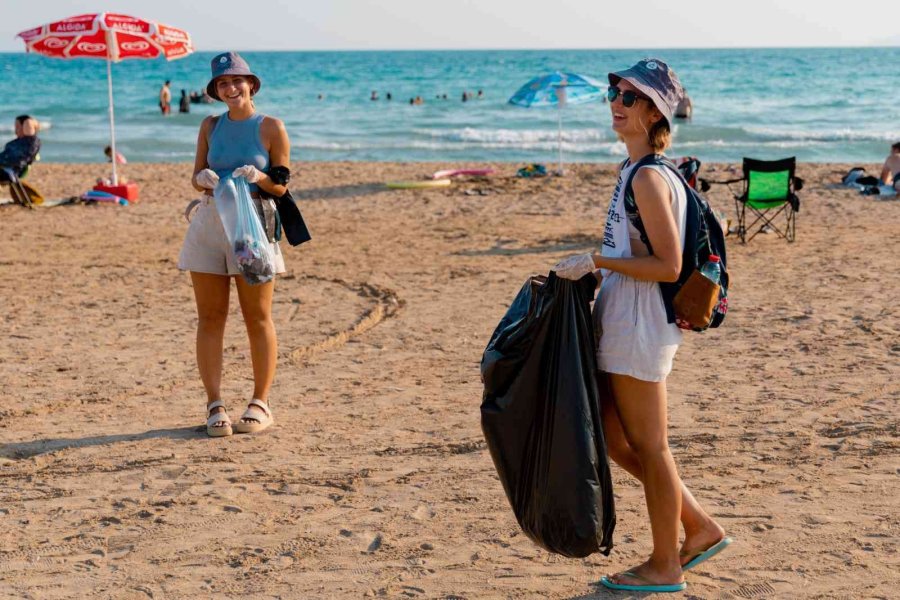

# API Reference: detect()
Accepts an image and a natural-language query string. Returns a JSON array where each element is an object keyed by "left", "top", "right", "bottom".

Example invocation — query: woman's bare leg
[
  {"left": 605, "top": 373, "right": 682, "bottom": 586},
  {"left": 600, "top": 377, "right": 725, "bottom": 564},
  {"left": 190, "top": 272, "right": 231, "bottom": 425},
  {"left": 235, "top": 277, "right": 276, "bottom": 420}
]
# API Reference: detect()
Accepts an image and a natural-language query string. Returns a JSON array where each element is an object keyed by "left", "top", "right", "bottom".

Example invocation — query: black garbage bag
[{"left": 480, "top": 272, "right": 615, "bottom": 558}]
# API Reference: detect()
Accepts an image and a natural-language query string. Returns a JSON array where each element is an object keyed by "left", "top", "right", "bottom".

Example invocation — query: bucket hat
[
  {"left": 608, "top": 58, "right": 683, "bottom": 125},
  {"left": 206, "top": 52, "right": 261, "bottom": 101}
]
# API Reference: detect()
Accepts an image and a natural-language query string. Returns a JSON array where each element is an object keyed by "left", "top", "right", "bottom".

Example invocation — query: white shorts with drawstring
[
  {"left": 178, "top": 196, "right": 286, "bottom": 276},
  {"left": 595, "top": 271, "right": 682, "bottom": 382}
]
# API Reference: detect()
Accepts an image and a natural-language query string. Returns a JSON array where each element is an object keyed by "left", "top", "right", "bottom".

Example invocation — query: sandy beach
[{"left": 1, "top": 160, "right": 898, "bottom": 599}]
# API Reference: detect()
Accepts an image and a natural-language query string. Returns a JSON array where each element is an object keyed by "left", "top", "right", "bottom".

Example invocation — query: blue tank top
[{"left": 207, "top": 112, "right": 269, "bottom": 193}]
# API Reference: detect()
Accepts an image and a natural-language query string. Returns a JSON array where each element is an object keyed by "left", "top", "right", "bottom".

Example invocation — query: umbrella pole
[
  {"left": 557, "top": 106, "right": 563, "bottom": 176},
  {"left": 106, "top": 57, "right": 118, "bottom": 186}
]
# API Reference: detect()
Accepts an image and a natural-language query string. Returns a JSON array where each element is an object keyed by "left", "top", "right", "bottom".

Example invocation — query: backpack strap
[
  {"left": 620, "top": 154, "right": 710, "bottom": 325},
  {"left": 621, "top": 153, "right": 713, "bottom": 257},
  {"left": 620, "top": 153, "right": 676, "bottom": 254}
]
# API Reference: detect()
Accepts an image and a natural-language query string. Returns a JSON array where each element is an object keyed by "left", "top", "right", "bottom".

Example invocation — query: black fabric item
[
  {"left": 855, "top": 175, "right": 880, "bottom": 187},
  {"left": 259, "top": 187, "right": 311, "bottom": 246},
  {"left": 480, "top": 273, "right": 615, "bottom": 558},
  {"left": 268, "top": 165, "right": 291, "bottom": 186}
]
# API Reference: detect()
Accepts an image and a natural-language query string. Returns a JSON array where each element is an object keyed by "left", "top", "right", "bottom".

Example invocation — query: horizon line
[{"left": 1, "top": 44, "right": 897, "bottom": 55}]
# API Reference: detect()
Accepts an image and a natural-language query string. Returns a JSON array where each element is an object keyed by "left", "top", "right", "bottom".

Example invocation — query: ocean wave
[
  {"left": 412, "top": 127, "right": 613, "bottom": 145},
  {"left": 741, "top": 126, "right": 900, "bottom": 143},
  {"left": 295, "top": 137, "right": 629, "bottom": 156},
  {"left": 0, "top": 120, "right": 53, "bottom": 133},
  {"left": 674, "top": 139, "right": 829, "bottom": 149}
]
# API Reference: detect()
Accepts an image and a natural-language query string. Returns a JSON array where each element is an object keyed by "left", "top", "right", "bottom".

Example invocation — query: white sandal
[
  {"left": 233, "top": 399, "right": 274, "bottom": 434},
  {"left": 206, "top": 400, "right": 233, "bottom": 437}
]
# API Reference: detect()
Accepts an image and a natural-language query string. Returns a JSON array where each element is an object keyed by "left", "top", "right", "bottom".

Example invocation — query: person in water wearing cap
[
  {"left": 552, "top": 59, "right": 731, "bottom": 593},
  {"left": 178, "top": 51, "right": 291, "bottom": 437}
]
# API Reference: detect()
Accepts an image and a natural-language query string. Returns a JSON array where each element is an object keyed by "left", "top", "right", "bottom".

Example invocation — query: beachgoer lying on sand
[
  {"left": 179, "top": 51, "right": 291, "bottom": 437},
  {"left": 552, "top": 58, "right": 731, "bottom": 594},
  {"left": 880, "top": 142, "right": 900, "bottom": 191},
  {"left": 0, "top": 115, "right": 41, "bottom": 177}
]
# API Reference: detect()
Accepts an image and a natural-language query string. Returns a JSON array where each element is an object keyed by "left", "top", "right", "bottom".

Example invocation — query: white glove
[
  {"left": 232, "top": 165, "right": 264, "bottom": 183},
  {"left": 552, "top": 254, "right": 596, "bottom": 280},
  {"left": 195, "top": 168, "right": 219, "bottom": 190}
]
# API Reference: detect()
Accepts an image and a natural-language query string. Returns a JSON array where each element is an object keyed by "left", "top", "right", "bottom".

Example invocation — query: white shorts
[
  {"left": 595, "top": 272, "right": 682, "bottom": 382},
  {"left": 178, "top": 197, "right": 286, "bottom": 276}
]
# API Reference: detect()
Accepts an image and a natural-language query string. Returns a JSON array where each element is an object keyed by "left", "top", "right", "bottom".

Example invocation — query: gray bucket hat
[
  {"left": 608, "top": 58, "right": 683, "bottom": 125},
  {"left": 206, "top": 52, "right": 261, "bottom": 101}
]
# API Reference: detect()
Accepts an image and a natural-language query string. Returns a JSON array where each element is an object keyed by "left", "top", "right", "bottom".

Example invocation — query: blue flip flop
[
  {"left": 682, "top": 536, "right": 733, "bottom": 571},
  {"left": 600, "top": 572, "right": 687, "bottom": 593}
]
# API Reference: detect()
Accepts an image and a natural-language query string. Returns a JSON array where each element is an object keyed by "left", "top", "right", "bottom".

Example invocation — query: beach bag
[
  {"left": 480, "top": 273, "right": 616, "bottom": 558},
  {"left": 214, "top": 175, "right": 275, "bottom": 285},
  {"left": 622, "top": 154, "right": 729, "bottom": 331}
]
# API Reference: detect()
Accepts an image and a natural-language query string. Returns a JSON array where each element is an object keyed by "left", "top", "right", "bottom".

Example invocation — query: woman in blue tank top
[{"left": 178, "top": 52, "right": 291, "bottom": 437}]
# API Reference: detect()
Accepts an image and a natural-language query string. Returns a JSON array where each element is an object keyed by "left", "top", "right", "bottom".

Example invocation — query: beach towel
[{"left": 840, "top": 167, "right": 898, "bottom": 197}]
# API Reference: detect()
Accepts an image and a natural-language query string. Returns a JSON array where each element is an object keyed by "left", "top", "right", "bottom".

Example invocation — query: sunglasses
[{"left": 607, "top": 85, "right": 650, "bottom": 107}]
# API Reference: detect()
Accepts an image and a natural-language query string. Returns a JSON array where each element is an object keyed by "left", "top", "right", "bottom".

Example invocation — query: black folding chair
[{"left": 705, "top": 157, "right": 802, "bottom": 243}]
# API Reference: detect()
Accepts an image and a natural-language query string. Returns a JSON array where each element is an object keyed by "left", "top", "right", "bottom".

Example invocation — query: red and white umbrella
[{"left": 18, "top": 13, "right": 194, "bottom": 184}]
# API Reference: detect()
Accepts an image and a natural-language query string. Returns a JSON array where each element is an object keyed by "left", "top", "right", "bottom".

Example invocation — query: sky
[{"left": 1, "top": 0, "right": 897, "bottom": 52}]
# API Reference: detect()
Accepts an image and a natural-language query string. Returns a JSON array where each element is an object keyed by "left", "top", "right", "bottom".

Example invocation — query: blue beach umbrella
[{"left": 509, "top": 71, "right": 605, "bottom": 175}]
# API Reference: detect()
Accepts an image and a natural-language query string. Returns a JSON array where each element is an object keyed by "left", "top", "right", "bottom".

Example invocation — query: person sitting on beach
[
  {"left": 674, "top": 88, "right": 692, "bottom": 119},
  {"left": 0, "top": 115, "right": 41, "bottom": 178},
  {"left": 179, "top": 51, "right": 291, "bottom": 437},
  {"left": 880, "top": 142, "right": 900, "bottom": 190},
  {"left": 552, "top": 58, "right": 730, "bottom": 594}
]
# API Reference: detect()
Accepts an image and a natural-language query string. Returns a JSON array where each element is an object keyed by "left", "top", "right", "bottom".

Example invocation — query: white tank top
[{"left": 600, "top": 161, "right": 687, "bottom": 278}]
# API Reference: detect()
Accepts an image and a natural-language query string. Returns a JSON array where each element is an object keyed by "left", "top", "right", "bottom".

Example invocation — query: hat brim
[
  {"left": 608, "top": 70, "right": 673, "bottom": 125},
  {"left": 207, "top": 74, "right": 261, "bottom": 101}
]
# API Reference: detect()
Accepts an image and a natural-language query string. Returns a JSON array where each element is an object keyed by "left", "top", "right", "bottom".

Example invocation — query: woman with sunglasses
[{"left": 553, "top": 59, "right": 731, "bottom": 593}]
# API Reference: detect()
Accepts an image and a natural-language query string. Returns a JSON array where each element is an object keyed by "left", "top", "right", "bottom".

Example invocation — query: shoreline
[{"left": 1, "top": 160, "right": 898, "bottom": 598}]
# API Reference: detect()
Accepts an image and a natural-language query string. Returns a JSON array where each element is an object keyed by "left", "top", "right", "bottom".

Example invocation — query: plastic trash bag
[
  {"left": 214, "top": 175, "right": 275, "bottom": 285},
  {"left": 480, "top": 272, "right": 615, "bottom": 558}
]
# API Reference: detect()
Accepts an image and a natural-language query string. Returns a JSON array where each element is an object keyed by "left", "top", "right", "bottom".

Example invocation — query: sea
[{"left": 1, "top": 47, "right": 898, "bottom": 164}]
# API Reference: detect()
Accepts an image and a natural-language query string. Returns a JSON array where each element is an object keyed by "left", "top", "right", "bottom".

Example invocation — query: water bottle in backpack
[{"left": 699, "top": 255, "right": 722, "bottom": 285}]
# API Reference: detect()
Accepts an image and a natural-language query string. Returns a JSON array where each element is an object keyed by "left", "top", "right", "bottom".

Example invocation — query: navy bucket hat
[
  {"left": 608, "top": 58, "right": 683, "bottom": 125},
  {"left": 206, "top": 52, "right": 261, "bottom": 101}
]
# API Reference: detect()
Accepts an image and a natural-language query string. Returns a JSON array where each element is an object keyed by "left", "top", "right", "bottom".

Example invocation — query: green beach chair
[{"left": 730, "top": 157, "right": 802, "bottom": 243}]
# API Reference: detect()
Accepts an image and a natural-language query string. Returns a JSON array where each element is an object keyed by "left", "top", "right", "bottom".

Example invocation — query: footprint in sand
[
  {"left": 340, "top": 529, "right": 383, "bottom": 553},
  {"left": 412, "top": 504, "right": 435, "bottom": 521}
]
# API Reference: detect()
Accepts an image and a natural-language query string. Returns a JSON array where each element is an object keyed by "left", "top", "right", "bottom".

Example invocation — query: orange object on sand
[{"left": 94, "top": 182, "right": 139, "bottom": 202}]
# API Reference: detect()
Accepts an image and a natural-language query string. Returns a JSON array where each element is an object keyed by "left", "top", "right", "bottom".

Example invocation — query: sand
[{"left": 0, "top": 160, "right": 898, "bottom": 599}]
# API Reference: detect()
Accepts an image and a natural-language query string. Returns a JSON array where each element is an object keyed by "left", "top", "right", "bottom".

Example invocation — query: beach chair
[
  {"left": 709, "top": 157, "right": 801, "bottom": 243},
  {"left": 0, "top": 167, "right": 42, "bottom": 209}
]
